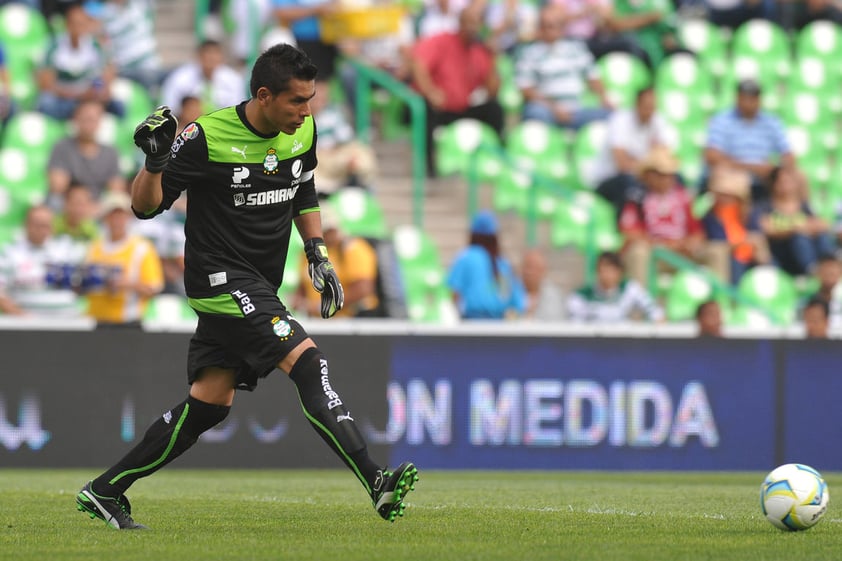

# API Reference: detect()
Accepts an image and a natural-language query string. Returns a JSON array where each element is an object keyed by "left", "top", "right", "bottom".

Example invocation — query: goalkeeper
[{"left": 75, "top": 44, "right": 417, "bottom": 530}]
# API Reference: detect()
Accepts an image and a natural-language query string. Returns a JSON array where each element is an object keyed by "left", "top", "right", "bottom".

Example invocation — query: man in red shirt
[
  {"left": 411, "top": 5, "right": 504, "bottom": 176},
  {"left": 619, "top": 146, "right": 711, "bottom": 286}
]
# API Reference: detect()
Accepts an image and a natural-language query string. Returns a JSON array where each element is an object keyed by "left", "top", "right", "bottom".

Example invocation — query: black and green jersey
[{"left": 142, "top": 102, "right": 320, "bottom": 298}]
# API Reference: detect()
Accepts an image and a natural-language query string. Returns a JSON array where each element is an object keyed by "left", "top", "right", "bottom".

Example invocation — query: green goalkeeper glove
[
  {"left": 304, "top": 237, "right": 344, "bottom": 319},
  {"left": 133, "top": 105, "right": 178, "bottom": 173}
]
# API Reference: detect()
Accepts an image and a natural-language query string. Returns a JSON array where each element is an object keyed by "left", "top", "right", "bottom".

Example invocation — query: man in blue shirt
[{"left": 703, "top": 79, "right": 800, "bottom": 201}]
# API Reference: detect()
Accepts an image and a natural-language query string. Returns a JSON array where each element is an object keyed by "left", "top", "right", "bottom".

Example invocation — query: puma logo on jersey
[
  {"left": 291, "top": 139, "right": 303, "bottom": 153},
  {"left": 233, "top": 186, "right": 299, "bottom": 206},
  {"left": 231, "top": 145, "right": 247, "bottom": 159}
]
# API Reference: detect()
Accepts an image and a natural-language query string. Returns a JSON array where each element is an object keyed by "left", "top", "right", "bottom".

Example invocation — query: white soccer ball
[{"left": 760, "top": 463, "right": 829, "bottom": 531}]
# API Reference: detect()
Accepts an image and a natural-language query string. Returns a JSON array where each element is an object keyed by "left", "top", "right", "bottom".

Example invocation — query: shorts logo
[
  {"left": 263, "top": 148, "right": 279, "bottom": 174},
  {"left": 291, "top": 159, "right": 302, "bottom": 179},
  {"left": 271, "top": 316, "right": 293, "bottom": 340}
]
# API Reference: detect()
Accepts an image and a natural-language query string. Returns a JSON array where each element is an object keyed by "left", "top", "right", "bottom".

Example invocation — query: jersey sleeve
[
  {"left": 137, "top": 122, "right": 208, "bottom": 219},
  {"left": 293, "top": 120, "right": 319, "bottom": 216}
]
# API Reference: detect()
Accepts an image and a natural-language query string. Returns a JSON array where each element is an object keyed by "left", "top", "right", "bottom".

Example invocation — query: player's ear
[{"left": 256, "top": 87, "right": 272, "bottom": 105}]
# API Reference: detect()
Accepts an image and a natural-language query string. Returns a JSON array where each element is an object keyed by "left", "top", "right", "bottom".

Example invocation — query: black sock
[
  {"left": 92, "top": 396, "right": 230, "bottom": 497},
  {"left": 289, "top": 347, "right": 381, "bottom": 495}
]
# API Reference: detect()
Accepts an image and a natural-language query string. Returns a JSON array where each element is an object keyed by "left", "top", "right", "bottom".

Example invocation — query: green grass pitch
[{"left": 1, "top": 469, "right": 839, "bottom": 561}]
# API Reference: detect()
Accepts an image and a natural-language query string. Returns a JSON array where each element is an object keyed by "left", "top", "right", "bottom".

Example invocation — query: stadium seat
[
  {"left": 0, "top": 148, "right": 48, "bottom": 207},
  {"left": 392, "top": 224, "right": 458, "bottom": 323},
  {"left": 325, "top": 187, "right": 388, "bottom": 239},
  {"left": 717, "top": 59, "right": 781, "bottom": 113},
  {"left": 786, "top": 125, "right": 832, "bottom": 192},
  {"left": 730, "top": 19, "right": 792, "bottom": 82},
  {"left": 496, "top": 54, "right": 523, "bottom": 119},
  {"left": 7, "top": 56, "right": 38, "bottom": 110},
  {"left": 795, "top": 20, "right": 842, "bottom": 75},
  {"left": 655, "top": 53, "right": 717, "bottom": 115},
  {"left": 111, "top": 77, "right": 156, "bottom": 128},
  {"left": 664, "top": 269, "right": 715, "bottom": 321},
  {"left": 1, "top": 112, "right": 65, "bottom": 163},
  {"left": 550, "top": 191, "right": 619, "bottom": 252},
  {"left": 505, "top": 119, "right": 570, "bottom": 182},
  {"left": 779, "top": 89, "right": 837, "bottom": 152},
  {"left": 678, "top": 18, "right": 730, "bottom": 78},
  {"left": 596, "top": 52, "right": 651, "bottom": 109},
  {"left": 0, "top": 3, "right": 50, "bottom": 67},
  {"left": 788, "top": 56, "right": 842, "bottom": 115},
  {"left": 737, "top": 265, "right": 798, "bottom": 325},
  {"left": 571, "top": 120, "right": 608, "bottom": 190},
  {"left": 434, "top": 119, "right": 503, "bottom": 181}
]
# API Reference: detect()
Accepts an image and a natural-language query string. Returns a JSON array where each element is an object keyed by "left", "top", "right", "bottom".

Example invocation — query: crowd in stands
[{"left": 2, "top": 0, "right": 842, "bottom": 337}]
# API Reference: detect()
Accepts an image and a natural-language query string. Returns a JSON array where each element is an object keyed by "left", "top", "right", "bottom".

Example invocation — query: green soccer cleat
[
  {"left": 76, "top": 481, "right": 148, "bottom": 530},
  {"left": 371, "top": 461, "right": 419, "bottom": 522}
]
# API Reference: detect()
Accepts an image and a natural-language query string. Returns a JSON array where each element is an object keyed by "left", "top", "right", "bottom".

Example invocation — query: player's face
[{"left": 265, "top": 79, "right": 315, "bottom": 135}]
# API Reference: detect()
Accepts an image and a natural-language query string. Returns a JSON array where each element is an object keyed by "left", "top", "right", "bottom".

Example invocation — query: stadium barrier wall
[{"left": 0, "top": 323, "right": 838, "bottom": 471}]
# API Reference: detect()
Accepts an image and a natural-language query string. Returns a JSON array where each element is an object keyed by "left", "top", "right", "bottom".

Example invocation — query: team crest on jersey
[
  {"left": 263, "top": 148, "right": 279, "bottom": 174},
  {"left": 181, "top": 123, "right": 199, "bottom": 140},
  {"left": 271, "top": 316, "right": 293, "bottom": 339}
]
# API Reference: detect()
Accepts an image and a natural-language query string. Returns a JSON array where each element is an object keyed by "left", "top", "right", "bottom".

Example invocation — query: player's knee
[{"left": 288, "top": 346, "right": 326, "bottom": 384}]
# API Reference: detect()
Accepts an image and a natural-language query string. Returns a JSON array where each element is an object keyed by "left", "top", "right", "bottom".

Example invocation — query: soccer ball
[{"left": 760, "top": 463, "right": 829, "bottom": 531}]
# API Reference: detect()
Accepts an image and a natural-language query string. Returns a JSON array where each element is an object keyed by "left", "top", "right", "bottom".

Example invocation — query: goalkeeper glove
[
  {"left": 304, "top": 237, "right": 344, "bottom": 319},
  {"left": 133, "top": 105, "right": 178, "bottom": 173}
]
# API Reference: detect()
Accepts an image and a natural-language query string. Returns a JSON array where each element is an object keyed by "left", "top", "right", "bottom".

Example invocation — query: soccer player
[{"left": 75, "top": 44, "right": 418, "bottom": 530}]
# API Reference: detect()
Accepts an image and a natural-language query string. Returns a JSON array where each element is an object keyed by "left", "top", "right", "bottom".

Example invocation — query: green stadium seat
[
  {"left": 550, "top": 191, "right": 620, "bottom": 252},
  {"left": 779, "top": 89, "right": 837, "bottom": 152},
  {"left": 737, "top": 265, "right": 798, "bottom": 325},
  {"left": 325, "top": 187, "right": 388, "bottom": 239},
  {"left": 678, "top": 18, "right": 730, "bottom": 77},
  {"left": 0, "top": 148, "right": 48, "bottom": 206},
  {"left": 596, "top": 52, "right": 651, "bottom": 109},
  {"left": 505, "top": 119, "right": 570, "bottom": 182},
  {"left": 0, "top": 3, "right": 50, "bottom": 67},
  {"left": 664, "top": 269, "right": 715, "bottom": 321},
  {"left": 730, "top": 18, "right": 792, "bottom": 82},
  {"left": 111, "top": 77, "right": 156, "bottom": 127},
  {"left": 654, "top": 53, "right": 716, "bottom": 114},
  {"left": 392, "top": 224, "right": 458, "bottom": 323},
  {"left": 7, "top": 56, "right": 38, "bottom": 109},
  {"left": 434, "top": 118, "right": 504, "bottom": 180},
  {"left": 1, "top": 112, "right": 66, "bottom": 164},
  {"left": 795, "top": 20, "right": 842, "bottom": 76},
  {"left": 571, "top": 119, "right": 608, "bottom": 190},
  {"left": 717, "top": 58, "right": 781, "bottom": 113},
  {"left": 786, "top": 125, "right": 832, "bottom": 192}
]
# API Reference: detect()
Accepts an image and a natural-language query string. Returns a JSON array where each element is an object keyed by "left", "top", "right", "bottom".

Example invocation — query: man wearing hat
[
  {"left": 82, "top": 191, "right": 164, "bottom": 326},
  {"left": 619, "top": 146, "right": 708, "bottom": 286},
  {"left": 447, "top": 210, "right": 526, "bottom": 319},
  {"left": 701, "top": 166, "right": 770, "bottom": 283},
  {"left": 704, "top": 78, "right": 801, "bottom": 202}
]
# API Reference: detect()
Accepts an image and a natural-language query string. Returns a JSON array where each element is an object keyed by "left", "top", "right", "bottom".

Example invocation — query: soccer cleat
[
  {"left": 371, "top": 461, "right": 419, "bottom": 522},
  {"left": 76, "top": 482, "right": 148, "bottom": 530}
]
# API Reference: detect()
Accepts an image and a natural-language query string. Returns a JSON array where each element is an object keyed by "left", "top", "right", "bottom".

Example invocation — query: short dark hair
[
  {"left": 635, "top": 85, "right": 655, "bottom": 102},
  {"left": 250, "top": 43, "right": 318, "bottom": 97},
  {"left": 597, "top": 251, "right": 623, "bottom": 270},
  {"left": 695, "top": 299, "right": 719, "bottom": 320},
  {"left": 803, "top": 297, "right": 830, "bottom": 319}
]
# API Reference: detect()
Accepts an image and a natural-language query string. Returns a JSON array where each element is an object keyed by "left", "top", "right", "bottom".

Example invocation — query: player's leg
[
  {"left": 280, "top": 340, "right": 418, "bottom": 522},
  {"left": 77, "top": 367, "right": 234, "bottom": 529}
]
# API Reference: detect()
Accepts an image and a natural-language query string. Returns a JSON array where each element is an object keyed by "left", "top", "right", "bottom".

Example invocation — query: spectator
[
  {"left": 272, "top": 0, "right": 339, "bottom": 79},
  {"left": 87, "top": 0, "right": 164, "bottom": 92},
  {"left": 705, "top": 0, "right": 775, "bottom": 30},
  {"left": 704, "top": 79, "right": 801, "bottom": 202},
  {"left": 802, "top": 297, "right": 830, "bottom": 339},
  {"left": 0, "top": 41, "right": 13, "bottom": 127},
  {"left": 514, "top": 4, "right": 611, "bottom": 129},
  {"left": 595, "top": 86, "right": 674, "bottom": 215},
  {"left": 53, "top": 182, "right": 98, "bottom": 262},
  {"left": 547, "top": 0, "right": 650, "bottom": 61},
  {"left": 757, "top": 166, "right": 835, "bottom": 277},
  {"left": 520, "top": 247, "right": 565, "bottom": 321},
  {"left": 46, "top": 99, "right": 127, "bottom": 211},
  {"left": 605, "top": 0, "right": 682, "bottom": 67},
  {"left": 310, "top": 78, "right": 378, "bottom": 194},
  {"left": 83, "top": 192, "right": 164, "bottom": 327},
  {"left": 36, "top": 3, "right": 124, "bottom": 120},
  {"left": 175, "top": 95, "right": 204, "bottom": 134},
  {"left": 566, "top": 250, "right": 663, "bottom": 322},
  {"left": 0, "top": 205, "right": 82, "bottom": 317},
  {"left": 159, "top": 40, "right": 246, "bottom": 114},
  {"left": 619, "top": 146, "right": 714, "bottom": 285},
  {"left": 412, "top": 4, "right": 505, "bottom": 176},
  {"left": 485, "top": 0, "right": 539, "bottom": 54},
  {"left": 416, "top": 0, "right": 476, "bottom": 38},
  {"left": 809, "top": 254, "right": 842, "bottom": 328},
  {"left": 701, "top": 166, "right": 771, "bottom": 283},
  {"left": 695, "top": 299, "right": 723, "bottom": 338},
  {"left": 294, "top": 208, "right": 380, "bottom": 318},
  {"left": 336, "top": 13, "right": 415, "bottom": 110},
  {"left": 792, "top": 0, "right": 842, "bottom": 29},
  {"left": 447, "top": 210, "right": 526, "bottom": 319}
]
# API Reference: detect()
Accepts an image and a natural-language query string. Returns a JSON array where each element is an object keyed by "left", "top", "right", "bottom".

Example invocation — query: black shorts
[{"left": 187, "top": 280, "right": 309, "bottom": 391}]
